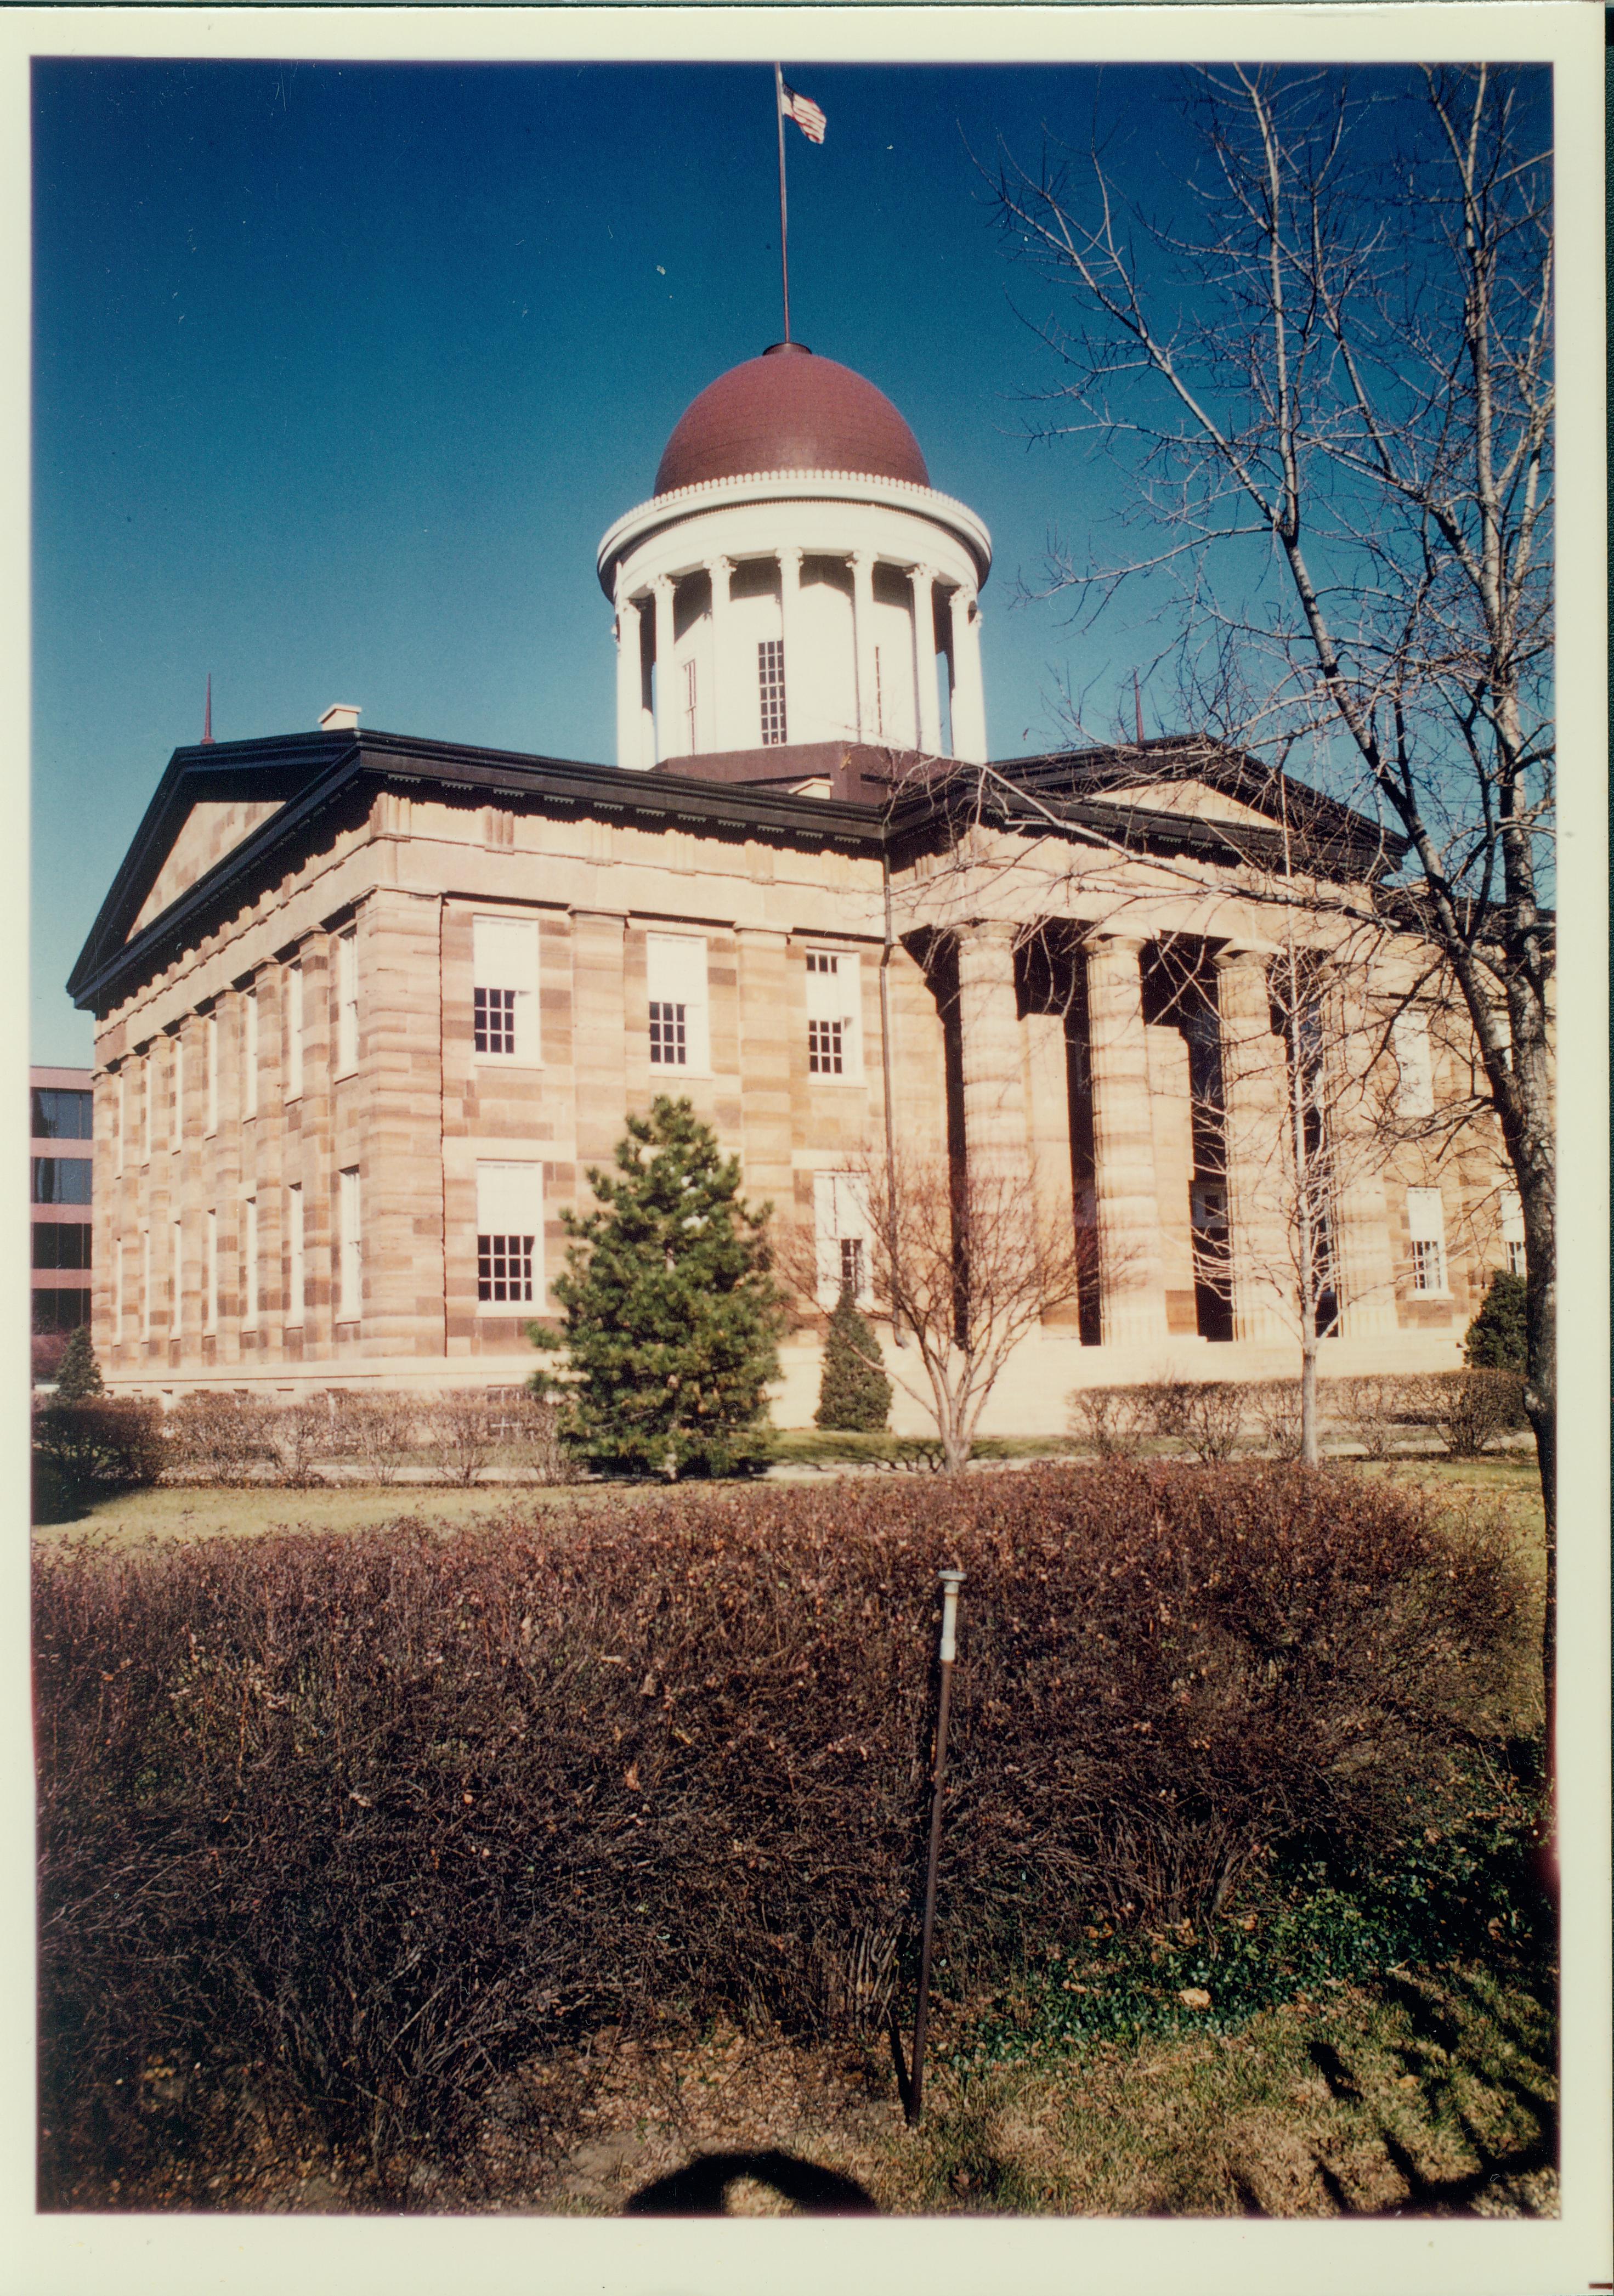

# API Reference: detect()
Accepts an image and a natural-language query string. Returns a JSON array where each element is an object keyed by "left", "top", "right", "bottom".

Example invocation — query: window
[
  {"left": 472, "top": 915, "right": 539, "bottom": 1061},
  {"left": 758, "top": 638, "right": 787, "bottom": 745},
  {"left": 205, "top": 1211, "right": 218, "bottom": 1333},
  {"left": 1406, "top": 1186, "right": 1447, "bottom": 1294},
  {"left": 284, "top": 962, "right": 304, "bottom": 1099},
  {"left": 243, "top": 987, "right": 259, "bottom": 1117},
  {"left": 338, "top": 1167, "right": 362, "bottom": 1319},
  {"left": 813, "top": 1170, "right": 873, "bottom": 1307},
  {"left": 30, "top": 1088, "right": 92, "bottom": 1141},
  {"left": 336, "top": 931, "right": 359, "bottom": 1074},
  {"left": 684, "top": 657, "right": 699, "bottom": 754},
  {"left": 141, "top": 1230, "right": 152, "bottom": 1340},
  {"left": 32, "top": 1158, "right": 92, "bottom": 1206},
  {"left": 1500, "top": 1189, "right": 1526, "bottom": 1277},
  {"left": 33, "top": 1290, "right": 90, "bottom": 1337},
  {"left": 242, "top": 1196, "right": 259, "bottom": 1329},
  {"left": 477, "top": 1162, "right": 541, "bottom": 1305},
  {"left": 647, "top": 934, "right": 709, "bottom": 1073},
  {"left": 33, "top": 1223, "right": 91, "bottom": 1270},
  {"left": 805, "top": 949, "right": 860, "bottom": 1079},
  {"left": 286, "top": 1184, "right": 305, "bottom": 1327},
  {"left": 1392, "top": 1011, "right": 1435, "bottom": 1119},
  {"left": 206, "top": 1013, "right": 219, "bottom": 1135},
  {"left": 172, "top": 1217, "right": 183, "bottom": 1325}
]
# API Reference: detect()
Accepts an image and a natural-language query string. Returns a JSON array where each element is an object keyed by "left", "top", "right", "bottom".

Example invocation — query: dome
[{"left": 654, "top": 342, "right": 930, "bottom": 497}]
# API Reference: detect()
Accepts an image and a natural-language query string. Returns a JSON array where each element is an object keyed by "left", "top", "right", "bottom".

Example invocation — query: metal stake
[{"left": 908, "top": 1567, "right": 965, "bottom": 2127}]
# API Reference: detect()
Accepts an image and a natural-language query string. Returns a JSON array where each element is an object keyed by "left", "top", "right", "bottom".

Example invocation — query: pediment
[
  {"left": 128, "top": 796, "right": 286, "bottom": 938},
  {"left": 1103, "top": 778, "right": 1276, "bottom": 829}
]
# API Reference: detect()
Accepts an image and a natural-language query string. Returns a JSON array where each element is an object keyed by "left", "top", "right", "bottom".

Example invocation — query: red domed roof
[{"left": 654, "top": 343, "right": 930, "bottom": 496}]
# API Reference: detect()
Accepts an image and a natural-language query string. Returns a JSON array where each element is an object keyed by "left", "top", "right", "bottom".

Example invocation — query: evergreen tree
[
  {"left": 1463, "top": 1268, "right": 1528, "bottom": 1372},
  {"left": 530, "top": 1096, "right": 783, "bottom": 1479},
  {"left": 814, "top": 1281, "right": 893, "bottom": 1432},
  {"left": 53, "top": 1327, "right": 104, "bottom": 1401}
]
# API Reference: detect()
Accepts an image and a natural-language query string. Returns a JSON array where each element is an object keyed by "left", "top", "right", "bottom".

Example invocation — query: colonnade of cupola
[{"left": 596, "top": 343, "right": 993, "bottom": 776}]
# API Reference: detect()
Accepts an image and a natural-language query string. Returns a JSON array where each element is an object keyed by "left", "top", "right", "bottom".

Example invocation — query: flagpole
[{"left": 774, "top": 62, "right": 791, "bottom": 343}]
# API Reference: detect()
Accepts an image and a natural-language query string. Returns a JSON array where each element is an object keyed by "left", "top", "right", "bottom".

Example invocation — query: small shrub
[
  {"left": 32, "top": 1398, "right": 166, "bottom": 1502},
  {"left": 165, "top": 1392, "right": 278, "bottom": 1486},
  {"left": 335, "top": 1394, "right": 421, "bottom": 1486},
  {"left": 814, "top": 1283, "right": 893, "bottom": 1432},
  {"left": 485, "top": 1390, "right": 575, "bottom": 1485},
  {"left": 1068, "top": 1387, "right": 1145, "bottom": 1458},
  {"left": 53, "top": 1327, "right": 105, "bottom": 1401},
  {"left": 1249, "top": 1381, "right": 1304, "bottom": 1460},
  {"left": 260, "top": 1401, "right": 330, "bottom": 1489},
  {"left": 1175, "top": 1382, "right": 1246, "bottom": 1463},
  {"left": 1330, "top": 1375, "right": 1406, "bottom": 1460},
  {"left": 1414, "top": 1369, "right": 1528, "bottom": 1458},
  {"left": 1134, "top": 1379, "right": 1194, "bottom": 1446},
  {"left": 427, "top": 1394, "right": 495, "bottom": 1486},
  {"left": 1464, "top": 1269, "right": 1528, "bottom": 1372}
]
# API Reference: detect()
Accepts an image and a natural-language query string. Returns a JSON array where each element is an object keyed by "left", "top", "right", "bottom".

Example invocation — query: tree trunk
[{"left": 1299, "top": 1334, "right": 1321, "bottom": 1467}]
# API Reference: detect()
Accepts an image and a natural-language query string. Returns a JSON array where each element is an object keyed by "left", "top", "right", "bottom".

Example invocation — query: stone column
[
  {"left": 778, "top": 547, "right": 803, "bottom": 745},
  {"left": 707, "top": 556, "right": 735, "bottom": 754},
  {"left": 735, "top": 928, "right": 795, "bottom": 1209},
  {"left": 652, "top": 576, "right": 677, "bottom": 763},
  {"left": 1321, "top": 971, "right": 1400, "bottom": 1336},
  {"left": 1085, "top": 933, "right": 1169, "bottom": 1347},
  {"left": 614, "top": 591, "right": 645, "bottom": 771},
  {"left": 851, "top": 550, "right": 879, "bottom": 742},
  {"left": 955, "top": 921, "right": 1031, "bottom": 1183},
  {"left": 1213, "top": 946, "right": 1293, "bottom": 1344},
  {"left": 911, "top": 566, "right": 941, "bottom": 756},
  {"left": 948, "top": 586, "right": 989, "bottom": 764},
  {"left": 1024, "top": 1007, "right": 1079, "bottom": 1325}
]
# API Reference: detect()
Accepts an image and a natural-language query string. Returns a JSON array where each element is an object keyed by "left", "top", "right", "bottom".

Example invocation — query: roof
[
  {"left": 654, "top": 343, "right": 930, "bottom": 495},
  {"left": 69, "top": 727, "right": 1407, "bottom": 1020}
]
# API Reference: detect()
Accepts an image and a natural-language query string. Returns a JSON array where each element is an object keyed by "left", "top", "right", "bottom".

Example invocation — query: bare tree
[
  {"left": 989, "top": 64, "right": 1556, "bottom": 1752},
  {"left": 782, "top": 1147, "right": 1088, "bottom": 1473}
]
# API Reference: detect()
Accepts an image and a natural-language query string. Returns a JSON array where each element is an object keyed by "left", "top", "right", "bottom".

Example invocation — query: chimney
[{"left": 320, "top": 703, "right": 361, "bottom": 733}]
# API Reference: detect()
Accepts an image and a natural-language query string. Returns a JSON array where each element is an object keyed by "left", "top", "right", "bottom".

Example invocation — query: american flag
[{"left": 779, "top": 80, "right": 827, "bottom": 144}]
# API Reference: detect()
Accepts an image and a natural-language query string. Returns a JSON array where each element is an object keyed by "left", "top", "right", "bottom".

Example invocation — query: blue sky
[{"left": 31, "top": 57, "right": 1200, "bottom": 1065}]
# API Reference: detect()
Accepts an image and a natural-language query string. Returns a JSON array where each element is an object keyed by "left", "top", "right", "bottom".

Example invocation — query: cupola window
[{"left": 758, "top": 639, "right": 788, "bottom": 746}]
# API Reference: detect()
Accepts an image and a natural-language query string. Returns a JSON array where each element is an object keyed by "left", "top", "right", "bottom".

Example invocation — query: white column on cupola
[
  {"left": 652, "top": 576, "right": 678, "bottom": 762},
  {"left": 614, "top": 589, "right": 646, "bottom": 771},
  {"left": 948, "top": 586, "right": 989, "bottom": 764},
  {"left": 778, "top": 547, "right": 803, "bottom": 745},
  {"left": 911, "top": 565, "right": 942, "bottom": 757},
  {"left": 851, "top": 551, "right": 879, "bottom": 743},
  {"left": 707, "top": 556, "right": 735, "bottom": 754}
]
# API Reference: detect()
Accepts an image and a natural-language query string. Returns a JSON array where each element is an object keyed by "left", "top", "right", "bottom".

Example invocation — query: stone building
[{"left": 69, "top": 342, "right": 1522, "bottom": 1427}]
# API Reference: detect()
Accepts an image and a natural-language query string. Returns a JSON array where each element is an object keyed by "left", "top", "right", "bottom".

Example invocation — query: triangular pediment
[
  {"left": 1101, "top": 777, "right": 1276, "bottom": 829},
  {"left": 129, "top": 796, "right": 287, "bottom": 938}
]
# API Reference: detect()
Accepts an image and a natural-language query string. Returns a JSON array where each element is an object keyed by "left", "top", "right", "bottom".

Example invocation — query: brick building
[
  {"left": 31, "top": 1065, "right": 94, "bottom": 1378},
  {"left": 68, "top": 344, "right": 1520, "bottom": 1427}
]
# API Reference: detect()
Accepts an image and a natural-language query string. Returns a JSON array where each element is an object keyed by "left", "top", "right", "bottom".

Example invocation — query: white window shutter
[
  {"left": 647, "top": 935, "right": 710, "bottom": 1072},
  {"left": 473, "top": 917, "right": 540, "bottom": 1060},
  {"left": 477, "top": 1161, "right": 542, "bottom": 1237}
]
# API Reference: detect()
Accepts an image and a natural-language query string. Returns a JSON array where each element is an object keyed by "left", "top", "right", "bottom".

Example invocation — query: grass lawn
[{"left": 494, "top": 1960, "right": 1555, "bottom": 2218}]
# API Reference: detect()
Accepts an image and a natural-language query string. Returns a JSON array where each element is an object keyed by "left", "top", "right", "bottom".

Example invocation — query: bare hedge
[
  {"left": 1068, "top": 1369, "right": 1530, "bottom": 1460},
  {"left": 35, "top": 1463, "right": 1531, "bottom": 2199}
]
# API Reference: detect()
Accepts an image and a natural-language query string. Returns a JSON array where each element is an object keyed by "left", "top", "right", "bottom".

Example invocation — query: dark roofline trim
[
  {"left": 71, "top": 727, "right": 1406, "bottom": 1017},
  {"left": 69, "top": 731, "right": 891, "bottom": 1013}
]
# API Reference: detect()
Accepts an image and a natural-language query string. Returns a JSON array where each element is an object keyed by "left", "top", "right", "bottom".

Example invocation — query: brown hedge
[{"left": 34, "top": 1463, "right": 1528, "bottom": 2199}]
